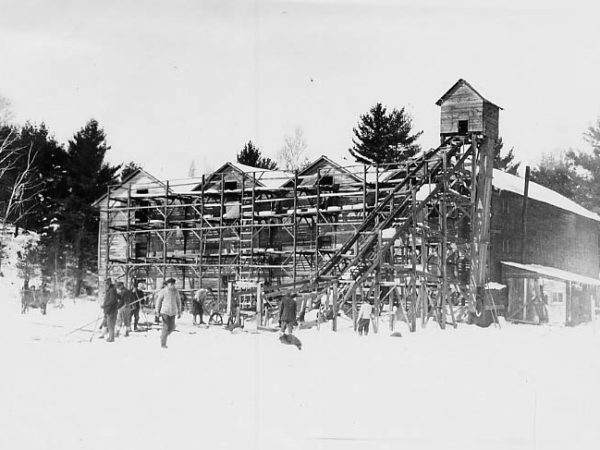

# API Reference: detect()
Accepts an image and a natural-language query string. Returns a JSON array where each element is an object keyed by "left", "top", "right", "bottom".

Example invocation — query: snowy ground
[{"left": 2, "top": 298, "right": 600, "bottom": 450}]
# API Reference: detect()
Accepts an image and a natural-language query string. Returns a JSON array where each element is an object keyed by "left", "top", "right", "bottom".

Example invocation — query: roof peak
[{"left": 436, "top": 78, "right": 502, "bottom": 109}]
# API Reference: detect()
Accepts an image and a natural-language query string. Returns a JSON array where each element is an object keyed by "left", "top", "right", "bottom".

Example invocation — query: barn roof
[
  {"left": 436, "top": 78, "right": 503, "bottom": 110},
  {"left": 492, "top": 169, "right": 600, "bottom": 222}
]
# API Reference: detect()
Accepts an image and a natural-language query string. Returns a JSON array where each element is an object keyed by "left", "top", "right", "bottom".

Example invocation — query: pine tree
[
  {"left": 237, "top": 141, "right": 278, "bottom": 170},
  {"left": 349, "top": 103, "right": 423, "bottom": 165},
  {"left": 120, "top": 161, "right": 141, "bottom": 182},
  {"left": 61, "top": 119, "right": 120, "bottom": 296},
  {"left": 493, "top": 137, "right": 520, "bottom": 175}
]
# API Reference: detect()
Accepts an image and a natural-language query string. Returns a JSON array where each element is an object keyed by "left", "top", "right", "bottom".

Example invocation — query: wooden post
[
  {"left": 256, "top": 282, "right": 262, "bottom": 329},
  {"left": 373, "top": 230, "right": 382, "bottom": 334},
  {"left": 375, "top": 163, "right": 379, "bottom": 225},
  {"left": 565, "top": 281, "right": 571, "bottom": 326},
  {"left": 162, "top": 181, "right": 169, "bottom": 284},
  {"left": 292, "top": 170, "right": 298, "bottom": 286},
  {"left": 362, "top": 164, "right": 367, "bottom": 219},
  {"left": 105, "top": 186, "right": 111, "bottom": 283},
  {"left": 352, "top": 290, "right": 357, "bottom": 331},
  {"left": 125, "top": 186, "right": 132, "bottom": 287},
  {"left": 389, "top": 284, "right": 395, "bottom": 332},
  {"left": 315, "top": 169, "right": 320, "bottom": 273},
  {"left": 227, "top": 281, "right": 233, "bottom": 316},
  {"left": 218, "top": 173, "right": 224, "bottom": 303},
  {"left": 441, "top": 151, "right": 455, "bottom": 328},
  {"left": 251, "top": 173, "right": 256, "bottom": 279},
  {"left": 199, "top": 174, "right": 205, "bottom": 287},
  {"left": 521, "top": 166, "right": 531, "bottom": 264},
  {"left": 240, "top": 175, "right": 245, "bottom": 278},
  {"left": 332, "top": 282, "right": 338, "bottom": 332}
]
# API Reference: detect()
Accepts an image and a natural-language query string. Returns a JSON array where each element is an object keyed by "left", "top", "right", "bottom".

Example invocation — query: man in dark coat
[
  {"left": 131, "top": 280, "right": 145, "bottom": 331},
  {"left": 103, "top": 278, "right": 119, "bottom": 342},
  {"left": 279, "top": 293, "right": 298, "bottom": 336}
]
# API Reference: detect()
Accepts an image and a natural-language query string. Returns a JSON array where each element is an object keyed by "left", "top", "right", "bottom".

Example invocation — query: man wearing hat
[{"left": 155, "top": 278, "right": 182, "bottom": 348}]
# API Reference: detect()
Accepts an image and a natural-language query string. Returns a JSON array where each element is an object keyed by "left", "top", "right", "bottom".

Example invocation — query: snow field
[{"left": 1, "top": 299, "right": 600, "bottom": 450}]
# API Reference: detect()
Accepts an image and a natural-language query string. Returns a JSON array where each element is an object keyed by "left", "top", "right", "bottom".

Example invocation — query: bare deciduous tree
[
  {"left": 0, "top": 94, "right": 14, "bottom": 126},
  {"left": 277, "top": 127, "right": 309, "bottom": 171},
  {"left": 0, "top": 130, "right": 42, "bottom": 273}
]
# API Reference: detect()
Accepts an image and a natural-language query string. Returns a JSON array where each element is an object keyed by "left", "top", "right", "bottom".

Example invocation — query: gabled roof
[
  {"left": 194, "top": 161, "right": 285, "bottom": 191},
  {"left": 294, "top": 155, "right": 363, "bottom": 184},
  {"left": 436, "top": 78, "right": 503, "bottom": 110},
  {"left": 92, "top": 168, "right": 164, "bottom": 207}
]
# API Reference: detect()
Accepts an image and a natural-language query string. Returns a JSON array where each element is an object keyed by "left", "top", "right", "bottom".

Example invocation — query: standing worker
[
  {"left": 192, "top": 287, "right": 207, "bottom": 325},
  {"left": 102, "top": 278, "right": 119, "bottom": 342},
  {"left": 155, "top": 278, "right": 182, "bottom": 349},
  {"left": 357, "top": 298, "right": 373, "bottom": 336},
  {"left": 131, "top": 280, "right": 145, "bottom": 331},
  {"left": 279, "top": 293, "right": 298, "bottom": 336},
  {"left": 115, "top": 282, "right": 133, "bottom": 337}
]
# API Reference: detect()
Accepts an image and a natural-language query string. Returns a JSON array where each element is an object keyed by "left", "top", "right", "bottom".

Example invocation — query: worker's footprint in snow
[{"left": 279, "top": 334, "right": 302, "bottom": 350}]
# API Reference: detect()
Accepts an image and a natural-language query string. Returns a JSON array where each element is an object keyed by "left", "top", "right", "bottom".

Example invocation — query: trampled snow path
[{"left": 2, "top": 299, "right": 600, "bottom": 450}]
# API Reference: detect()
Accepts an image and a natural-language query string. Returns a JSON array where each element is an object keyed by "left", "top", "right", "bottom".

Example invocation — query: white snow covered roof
[
  {"left": 492, "top": 169, "right": 600, "bottom": 222},
  {"left": 501, "top": 261, "right": 600, "bottom": 286}
]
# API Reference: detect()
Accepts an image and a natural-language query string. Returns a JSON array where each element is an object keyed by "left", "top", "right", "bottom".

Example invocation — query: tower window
[{"left": 458, "top": 120, "right": 469, "bottom": 134}]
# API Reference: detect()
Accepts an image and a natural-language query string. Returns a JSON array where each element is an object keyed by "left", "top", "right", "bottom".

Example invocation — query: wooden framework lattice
[{"left": 100, "top": 131, "right": 495, "bottom": 331}]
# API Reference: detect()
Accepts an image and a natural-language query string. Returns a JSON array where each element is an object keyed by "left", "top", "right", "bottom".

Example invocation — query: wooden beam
[{"left": 521, "top": 165, "right": 530, "bottom": 264}]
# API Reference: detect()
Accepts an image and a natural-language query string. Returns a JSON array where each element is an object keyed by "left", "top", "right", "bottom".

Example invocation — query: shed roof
[
  {"left": 436, "top": 78, "right": 503, "bottom": 110},
  {"left": 492, "top": 169, "right": 600, "bottom": 222},
  {"left": 501, "top": 261, "right": 600, "bottom": 286}
]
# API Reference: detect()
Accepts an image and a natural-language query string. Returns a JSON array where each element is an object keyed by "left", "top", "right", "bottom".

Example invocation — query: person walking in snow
[
  {"left": 279, "top": 293, "right": 298, "bottom": 336},
  {"left": 155, "top": 278, "right": 182, "bottom": 349},
  {"left": 357, "top": 298, "right": 373, "bottom": 336},
  {"left": 102, "top": 278, "right": 119, "bottom": 342}
]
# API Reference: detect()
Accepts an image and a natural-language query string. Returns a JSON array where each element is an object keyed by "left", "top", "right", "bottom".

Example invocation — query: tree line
[
  {"left": 0, "top": 114, "right": 136, "bottom": 296},
  {"left": 237, "top": 102, "right": 520, "bottom": 173}
]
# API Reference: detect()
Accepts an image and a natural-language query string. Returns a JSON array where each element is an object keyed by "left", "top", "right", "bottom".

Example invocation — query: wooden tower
[{"left": 437, "top": 79, "right": 501, "bottom": 318}]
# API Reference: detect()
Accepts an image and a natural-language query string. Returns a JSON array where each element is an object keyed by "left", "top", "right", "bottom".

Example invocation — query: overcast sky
[{"left": 0, "top": 0, "right": 599, "bottom": 179}]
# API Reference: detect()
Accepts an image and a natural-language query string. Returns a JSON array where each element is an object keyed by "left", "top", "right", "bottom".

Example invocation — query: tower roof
[{"left": 435, "top": 78, "right": 503, "bottom": 109}]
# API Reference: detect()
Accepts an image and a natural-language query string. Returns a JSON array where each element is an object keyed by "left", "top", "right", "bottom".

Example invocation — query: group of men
[
  {"left": 102, "top": 277, "right": 183, "bottom": 348},
  {"left": 100, "top": 277, "right": 374, "bottom": 348},
  {"left": 100, "top": 278, "right": 145, "bottom": 342}
]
